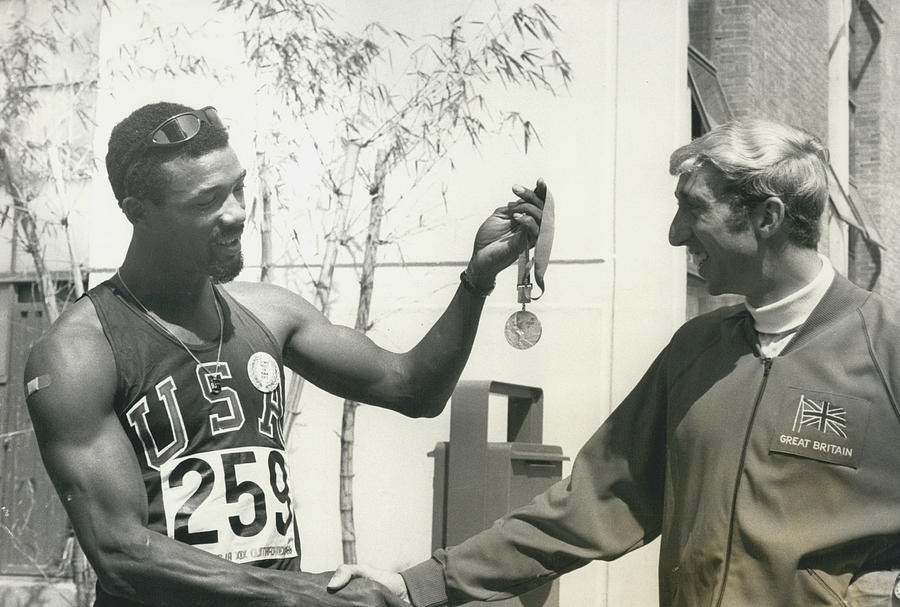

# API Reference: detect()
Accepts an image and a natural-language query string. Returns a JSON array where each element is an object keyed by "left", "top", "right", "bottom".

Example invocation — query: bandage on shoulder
[{"left": 26, "top": 374, "right": 51, "bottom": 397}]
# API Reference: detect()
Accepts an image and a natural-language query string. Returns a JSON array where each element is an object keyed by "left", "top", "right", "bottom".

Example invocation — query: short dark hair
[
  {"left": 669, "top": 119, "right": 829, "bottom": 249},
  {"left": 106, "top": 101, "right": 230, "bottom": 205}
]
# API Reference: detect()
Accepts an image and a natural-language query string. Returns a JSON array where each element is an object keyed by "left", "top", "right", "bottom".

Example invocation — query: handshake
[{"left": 326, "top": 564, "right": 411, "bottom": 605}]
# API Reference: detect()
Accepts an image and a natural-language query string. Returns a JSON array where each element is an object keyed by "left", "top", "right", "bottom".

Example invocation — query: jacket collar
[{"left": 738, "top": 273, "right": 871, "bottom": 357}]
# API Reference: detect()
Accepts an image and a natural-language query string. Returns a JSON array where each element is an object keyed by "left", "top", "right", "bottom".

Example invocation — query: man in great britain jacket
[{"left": 330, "top": 119, "right": 900, "bottom": 606}]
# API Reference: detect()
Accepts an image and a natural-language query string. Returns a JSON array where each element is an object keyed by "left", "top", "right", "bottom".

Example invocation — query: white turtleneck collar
[{"left": 744, "top": 254, "right": 835, "bottom": 356}]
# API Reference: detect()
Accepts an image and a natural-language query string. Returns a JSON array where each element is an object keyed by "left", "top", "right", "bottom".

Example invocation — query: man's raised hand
[{"left": 465, "top": 179, "right": 549, "bottom": 291}]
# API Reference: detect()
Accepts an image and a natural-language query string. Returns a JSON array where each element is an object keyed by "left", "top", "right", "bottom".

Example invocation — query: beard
[
  {"left": 206, "top": 225, "right": 245, "bottom": 283},
  {"left": 208, "top": 248, "right": 244, "bottom": 284}
]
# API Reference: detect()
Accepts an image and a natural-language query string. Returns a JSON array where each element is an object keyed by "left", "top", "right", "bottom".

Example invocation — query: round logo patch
[{"left": 247, "top": 352, "right": 280, "bottom": 393}]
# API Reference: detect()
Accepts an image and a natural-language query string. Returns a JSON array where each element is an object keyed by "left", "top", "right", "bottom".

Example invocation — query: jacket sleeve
[{"left": 401, "top": 346, "right": 671, "bottom": 606}]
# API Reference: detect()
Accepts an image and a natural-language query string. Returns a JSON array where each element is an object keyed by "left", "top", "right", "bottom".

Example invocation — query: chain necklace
[{"left": 116, "top": 269, "right": 226, "bottom": 394}]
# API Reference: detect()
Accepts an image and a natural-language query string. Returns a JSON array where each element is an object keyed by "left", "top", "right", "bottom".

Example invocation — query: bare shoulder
[
  {"left": 220, "top": 280, "right": 324, "bottom": 344},
  {"left": 25, "top": 296, "right": 116, "bottom": 420},
  {"left": 28, "top": 296, "right": 111, "bottom": 370},
  {"left": 221, "top": 280, "right": 302, "bottom": 307}
]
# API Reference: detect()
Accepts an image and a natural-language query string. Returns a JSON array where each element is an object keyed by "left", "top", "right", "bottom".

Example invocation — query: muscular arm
[
  {"left": 233, "top": 279, "right": 486, "bottom": 419},
  {"left": 235, "top": 182, "right": 547, "bottom": 419},
  {"left": 25, "top": 300, "right": 404, "bottom": 607}
]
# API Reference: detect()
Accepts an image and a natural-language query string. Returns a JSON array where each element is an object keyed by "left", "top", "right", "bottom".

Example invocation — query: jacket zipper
[
  {"left": 713, "top": 357, "right": 772, "bottom": 607},
  {"left": 807, "top": 569, "right": 848, "bottom": 605}
]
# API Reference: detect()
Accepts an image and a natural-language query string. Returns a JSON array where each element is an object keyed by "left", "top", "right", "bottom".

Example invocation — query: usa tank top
[{"left": 87, "top": 278, "right": 301, "bottom": 606}]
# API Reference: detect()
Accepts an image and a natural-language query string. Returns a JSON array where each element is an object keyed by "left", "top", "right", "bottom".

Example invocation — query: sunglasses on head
[
  {"left": 147, "top": 106, "right": 224, "bottom": 146},
  {"left": 119, "top": 106, "right": 226, "bottom": 199}
]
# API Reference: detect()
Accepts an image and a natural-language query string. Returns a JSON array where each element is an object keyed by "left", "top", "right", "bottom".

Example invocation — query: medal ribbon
[{"left": 517, "top": 182, "right": 555, "bottom": 306}]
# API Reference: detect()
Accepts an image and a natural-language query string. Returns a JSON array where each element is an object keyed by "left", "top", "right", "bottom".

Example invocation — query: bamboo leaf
[
  {"left": 394, "top": 30, "right": 411, "bottom": 46},
  {"left": 534, "top": 4, "right": 560, "bottom": 30}
]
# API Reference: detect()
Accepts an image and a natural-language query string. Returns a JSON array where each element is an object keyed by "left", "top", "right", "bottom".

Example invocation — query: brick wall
[
  {"left": 692, "top": 0, "right": 828, "bottom": 138},
  {"left": 689, "top": 0, "right": 714, "bottom": 57},
  {"left": 847, "top": 0, "right": 900, "bottom": 300}
]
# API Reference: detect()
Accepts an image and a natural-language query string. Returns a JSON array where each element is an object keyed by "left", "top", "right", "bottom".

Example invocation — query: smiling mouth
[
  {"left": 691, "top": 251, "right": 709, "bottom": 273},
  {"left": 214, "top": 234, "right": 242, "bottom": 248}
]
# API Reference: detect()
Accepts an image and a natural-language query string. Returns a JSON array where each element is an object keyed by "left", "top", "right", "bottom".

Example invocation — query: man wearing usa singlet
[{"left": 24, "top": 102, "right": 549, "bottom": 607}]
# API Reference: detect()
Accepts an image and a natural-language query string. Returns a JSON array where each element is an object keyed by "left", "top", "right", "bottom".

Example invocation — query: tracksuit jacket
[{"left": 401, "top": 274, "right": 900, "bottom": 606}]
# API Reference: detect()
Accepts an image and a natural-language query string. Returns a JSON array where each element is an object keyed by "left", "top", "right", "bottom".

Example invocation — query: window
[
  {"left": 684, "top": 45, "right": 743, "bottom": 317},
  {"left": 688, "top": 46, "right": 733, "bottom": 133}
]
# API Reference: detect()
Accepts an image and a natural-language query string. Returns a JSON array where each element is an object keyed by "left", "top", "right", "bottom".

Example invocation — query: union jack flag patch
[
  {"left": 792, "top": 395, "right": 847, "bottom": 438},
  {"left": 769, "top": 387, "right": 870, "bottom": 468}
]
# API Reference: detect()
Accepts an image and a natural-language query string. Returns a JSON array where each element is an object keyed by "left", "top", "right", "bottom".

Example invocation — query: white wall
[
  {"left": 605, "top": 2, "right": 690, "bottom": 605},
  {"left": 88, "top": 1, "right": 690, "bottom": 604}
]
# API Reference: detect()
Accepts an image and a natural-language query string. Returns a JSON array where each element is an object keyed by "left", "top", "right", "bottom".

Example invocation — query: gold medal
[
  {"left": 504, "top": 179, "right": 554, "bottom": 350},
  {"left": 505, "top": 309, "right": 542, "bottom": 349}
]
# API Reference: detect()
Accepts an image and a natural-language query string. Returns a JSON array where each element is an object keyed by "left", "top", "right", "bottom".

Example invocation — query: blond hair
[{"left": 669, "top": 119, "right": 829, "bottom": 248}]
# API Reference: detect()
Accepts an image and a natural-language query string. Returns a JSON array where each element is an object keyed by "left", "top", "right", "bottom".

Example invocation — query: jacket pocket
[{"left": 807, "top": 569, "right": 849, "bottom": 607}]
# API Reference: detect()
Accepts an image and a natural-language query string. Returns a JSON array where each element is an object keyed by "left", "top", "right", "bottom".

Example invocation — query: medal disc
[
  {"left": 505, "top": 310, "right": 542, "bottom": 349},
  {"left": 247, "top": 351, "right": 280, "bottom": 392}
]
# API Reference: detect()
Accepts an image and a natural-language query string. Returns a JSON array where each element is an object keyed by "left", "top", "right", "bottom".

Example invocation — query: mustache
[{"left": 211, "top": 226, "right": 244, "bottom": 241}]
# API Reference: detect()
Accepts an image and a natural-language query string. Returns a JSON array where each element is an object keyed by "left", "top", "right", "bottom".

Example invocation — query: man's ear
[
  {"left": 752, "top": 196, "right": 786, "bottom": 241},
  {"left": 120, "top": 196, "right": 148, "bottom": 225}
]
